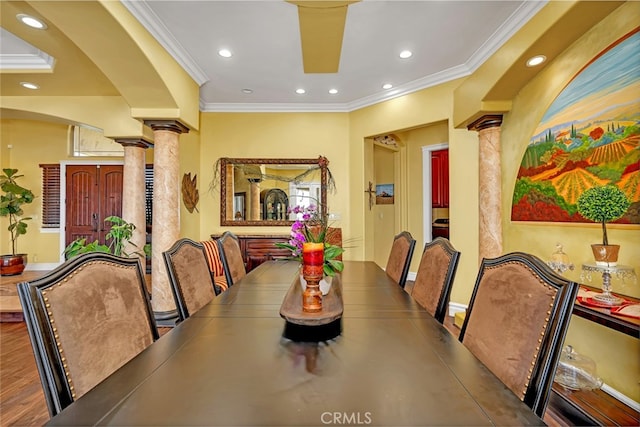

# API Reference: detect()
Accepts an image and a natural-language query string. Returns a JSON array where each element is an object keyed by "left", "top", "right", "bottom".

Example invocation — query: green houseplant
[
  {"left": 576, "top": 184, "right": 630, "bottom": 265},
  {"left": 0, "top": 168, "right": 35, "bottom": 275},
  {"left": 63, "top": 215, "right": 145, "bottom": 259}
]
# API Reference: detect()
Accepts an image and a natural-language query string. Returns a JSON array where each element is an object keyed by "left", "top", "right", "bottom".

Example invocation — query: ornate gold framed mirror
[{"left": 219, "top": 157, "right": 328, "bottom": 226}]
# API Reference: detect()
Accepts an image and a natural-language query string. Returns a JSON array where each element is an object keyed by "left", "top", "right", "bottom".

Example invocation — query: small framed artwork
[{"left": 376, "top": 184, "right": 394, "bottom": 205}]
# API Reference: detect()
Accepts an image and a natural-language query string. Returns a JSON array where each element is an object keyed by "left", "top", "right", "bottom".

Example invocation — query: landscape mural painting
[{"left": 511, "top": 29, "right": 639, "bottom": 224}]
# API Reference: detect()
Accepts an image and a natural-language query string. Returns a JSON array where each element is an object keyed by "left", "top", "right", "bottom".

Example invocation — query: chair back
[
  {"left": 163, "top": 238, "right": 218, "bottom": 321},
  {"left": 385, "top": 231, "right": 416, "bottom": 287},
  {"left": 218, "top": 231, "right": 247, "bottom": 285},
  {"left": 17, "top": 252, "right": 158, "bottom": 417},
  {"left": 459, "top": 252, "right": 578, "bottom": 418},
  {"left": 411, "top": 237, "right": 461, "bottom": 323}
]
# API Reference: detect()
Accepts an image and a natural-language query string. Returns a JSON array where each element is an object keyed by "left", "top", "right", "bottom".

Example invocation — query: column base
[{"left": 153, "top": 309, "right": 179, "bottom": 327}]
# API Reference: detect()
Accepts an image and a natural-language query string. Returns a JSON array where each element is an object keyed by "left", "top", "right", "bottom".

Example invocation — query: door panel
[
  {"left": 65, "top": 165, "right": 123, "bottom": 248},
  {"left": 98, "top": 166, "right": 124, "bottom": 243}
]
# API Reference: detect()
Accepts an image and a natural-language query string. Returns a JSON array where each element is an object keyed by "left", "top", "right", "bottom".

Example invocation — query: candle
[{"left": 302, "top": 242, "right": 324, "bottom": 281}]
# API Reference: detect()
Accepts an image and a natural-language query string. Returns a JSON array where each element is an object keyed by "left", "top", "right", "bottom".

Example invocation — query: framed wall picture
[{"left": 376, "top": 184, "right": 394, "bottom": 205}]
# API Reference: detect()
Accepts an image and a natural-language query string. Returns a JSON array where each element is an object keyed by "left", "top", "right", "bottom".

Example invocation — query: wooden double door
[{"left": 65, "top": 165, "right": 123, "bottom": 248}]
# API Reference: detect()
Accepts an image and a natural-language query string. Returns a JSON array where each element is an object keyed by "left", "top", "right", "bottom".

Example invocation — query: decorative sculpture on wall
[
  {"left": 182, "top": 172, "right": 199, "bottom": 213},
  {"left": 511, "top": 29, "right": 639, "bottom": 224}
]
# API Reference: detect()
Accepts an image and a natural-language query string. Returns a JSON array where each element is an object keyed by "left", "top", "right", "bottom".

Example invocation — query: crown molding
[
  {"left": 126, "top": 0, "right": 545, "bottom": 112},
  {"left": 0, "top": 52, "right": 55, "bottom": 71},
  {"left": 121, "top": 0, "right": 209, "bottom": 86}
]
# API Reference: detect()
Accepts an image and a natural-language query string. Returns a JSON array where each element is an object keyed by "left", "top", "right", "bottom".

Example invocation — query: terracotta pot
[
  {"left": 0, "top": 254, "right": 28, "bottom": 276},
  {"left": 590, "top": 244, "right": 620, "bottom": 266}
]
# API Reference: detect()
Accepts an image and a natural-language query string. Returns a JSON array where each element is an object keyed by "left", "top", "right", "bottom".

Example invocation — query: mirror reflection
[{"left": 219, "top": 157, "right": 328, "bottom": 226}]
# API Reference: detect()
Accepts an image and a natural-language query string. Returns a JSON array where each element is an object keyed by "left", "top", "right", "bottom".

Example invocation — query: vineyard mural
[{"left": 512, "top": 29, "right": 640, "bottom": 224}]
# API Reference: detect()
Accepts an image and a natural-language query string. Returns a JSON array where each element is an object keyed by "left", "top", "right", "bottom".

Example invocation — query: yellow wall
[
  {"left": 198, "top": 112, "right": 351, "bottom": 244},
  {"left": 500, "top": 3, "right": 639, "bottom": 400},
  {"left": 0, "top": 118, "right": 198, "bottom": 263},
  {"left": 348, "top": 79, "right": 481, "bottom": 305},
  {"left": 373, "top": 146, "right": 395, "bottom": 266},
  {"left": 0, "top": 119, "right": 68, "bottom": 260},
  {"left": 397, "top": 121, "right": 449, "bottom": 269},
  {"left": 177, "top": 129, "right": 202, "bottom": 241}
]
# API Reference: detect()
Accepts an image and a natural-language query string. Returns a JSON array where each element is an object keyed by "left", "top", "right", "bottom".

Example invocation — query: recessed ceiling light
[
  {"left": 296, "top": 88, "right": 306, "bottom": 94},
  {"left": 17, "top": 14, "right": 47, "bottom": 29},
  {"left": 242, "top": 88, "right": 253, "bottom": 94},
  {"left": 20, "top": 82, "right": 39, "bottom": 90},
  {"left": 218, "top": 49, "right": 232, "bottom": 58},
  {"left": 399, "top": 50, "right": 412, "bottom": 59},
  {"left": 328, "top": 89, "right": 338, "bottom": 95},
  {"left": 526, "top": 55, "right": 546, "bottom": 67},
  {"left": 382, "top": 83, "right": 393, "bottom": 89}
]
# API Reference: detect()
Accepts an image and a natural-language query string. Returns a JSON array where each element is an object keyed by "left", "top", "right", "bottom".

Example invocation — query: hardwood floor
[
  {"left": 0, "top": 321, "right": 171, "bottom": 426},
  {"left": 0, "top": 322, "right": 48, "bottom": 426}
]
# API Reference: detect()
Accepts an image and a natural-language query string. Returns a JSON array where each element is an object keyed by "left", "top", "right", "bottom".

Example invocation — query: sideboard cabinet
[{"left": 211, "top": 234, "right": 291, "bottom": 272}]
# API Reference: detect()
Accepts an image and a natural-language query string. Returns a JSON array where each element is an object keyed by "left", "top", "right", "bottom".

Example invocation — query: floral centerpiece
[{"left": 275, "top": 204, "right": 344, "bottom": 277}]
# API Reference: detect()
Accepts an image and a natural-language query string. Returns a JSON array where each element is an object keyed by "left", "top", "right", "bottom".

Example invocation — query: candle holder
[{"left": 301, "top": 242, "right": 324, "bottom": 313}]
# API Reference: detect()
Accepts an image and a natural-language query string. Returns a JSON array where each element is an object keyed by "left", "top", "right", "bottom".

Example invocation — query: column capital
[
  {"left": 115, "top": 138, "right": 153, "bottom": 149},
  {"left": 144, "top": 120, "right": 190, "bottom": 134},
  {"left": 467, "top": 114, "right": 503, "bottom": 132}
]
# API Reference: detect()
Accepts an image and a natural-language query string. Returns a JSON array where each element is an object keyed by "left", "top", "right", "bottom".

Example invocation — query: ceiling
[{"left": 1, "top": 0, "right": 546, "bottom": 112}]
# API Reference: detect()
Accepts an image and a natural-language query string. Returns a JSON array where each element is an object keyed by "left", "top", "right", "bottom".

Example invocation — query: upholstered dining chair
[
  {"left": 217, "top": 231, "right": 247, "bottom": 286},
  {"left": 458, "top": 252, "right": 579, "bottom": 418},
  {"left": 384, "top": 231, "right": 416, "bottom": 288},
  {"left": 17, "top": 252, "right": 159, "bottom": 417},
  {"left": 410, "top": 237, "right": 461, "bottom": 323},
  {"left": 163, "top": 238, "right": 219, "bottom": 322}
]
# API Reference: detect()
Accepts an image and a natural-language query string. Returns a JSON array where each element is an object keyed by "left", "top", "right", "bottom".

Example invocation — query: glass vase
[{"left": 301, "top": 242, "right": 324, "bottom": 313}]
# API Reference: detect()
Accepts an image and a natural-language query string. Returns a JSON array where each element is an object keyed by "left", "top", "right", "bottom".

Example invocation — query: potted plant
[
  {"left": 576, "top": 184, "right": 630, "bottom": 266},
  {"left": 63, "top": 215, "right": 146, "bottom": 259},
  {"left": 0, "top": 168, "right": 35, "bottom": 275}
]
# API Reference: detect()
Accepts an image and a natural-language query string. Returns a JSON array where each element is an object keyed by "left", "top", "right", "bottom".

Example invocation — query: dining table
[{"left": 46, "top": 260, "right": 544, "bottom": 426}]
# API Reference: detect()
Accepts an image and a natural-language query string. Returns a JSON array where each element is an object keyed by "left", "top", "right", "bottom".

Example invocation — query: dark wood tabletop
[{"left": 46, "top": 260, "right": 544, "bottom": 426}]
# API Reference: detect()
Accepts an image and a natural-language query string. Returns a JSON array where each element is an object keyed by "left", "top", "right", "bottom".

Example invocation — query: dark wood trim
[
  {"left": 573, "top": 284, "right": 639, "bottom": 338},
  {"left": 143, "top": 120, "right": 189, "bottom": 134},
  {"left": 467, "top": 114, "right": 503, "bottom": 131},
  {"left": 549, "top": 383, "right": 639, "bottom": 426},
  {"left": 114, "top": 138, "right": 153, "bottom": 149}
]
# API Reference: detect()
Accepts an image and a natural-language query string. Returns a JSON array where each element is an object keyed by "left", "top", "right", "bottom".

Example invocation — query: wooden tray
[{"left": 280, "top": 273, "right": 343, "bottom": 326}]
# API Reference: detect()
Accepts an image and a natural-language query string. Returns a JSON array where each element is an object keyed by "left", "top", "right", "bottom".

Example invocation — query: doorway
[
  {"left": 422, "top": 143, "right": 449, "bottom": 244},
  {"left": 63, "top": 163, "right": 123, "bottom": 252}
]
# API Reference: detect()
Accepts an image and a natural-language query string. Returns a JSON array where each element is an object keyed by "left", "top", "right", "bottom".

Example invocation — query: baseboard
[
  {"left": 601, "top": 383, "right": 640, "bottom": 412},
  {"left": 25, "top": 262, "right": 60, "bottom": 271},
  {"left": 406, "top": 271, "right": 417, "bottom": 282},
  {"left": 448, "top": 301, "right": 467, "bottom": 318}
]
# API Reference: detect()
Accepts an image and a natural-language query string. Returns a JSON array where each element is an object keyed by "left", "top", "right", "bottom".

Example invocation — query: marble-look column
[
  {"left": 249, "top": 179, "right": 261, "bottom": 220},
  {"left": 468, "top": 115, "right": 503, "bottom": 263},
  {"left": 115, "top": 139, "right": 151, "bottom": 266},
  {"left": 225, "top": 163, "right": 234, "bottom": 221},
  {"left": 144, "top": 120, "right": 189, "bottom": 325}
]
